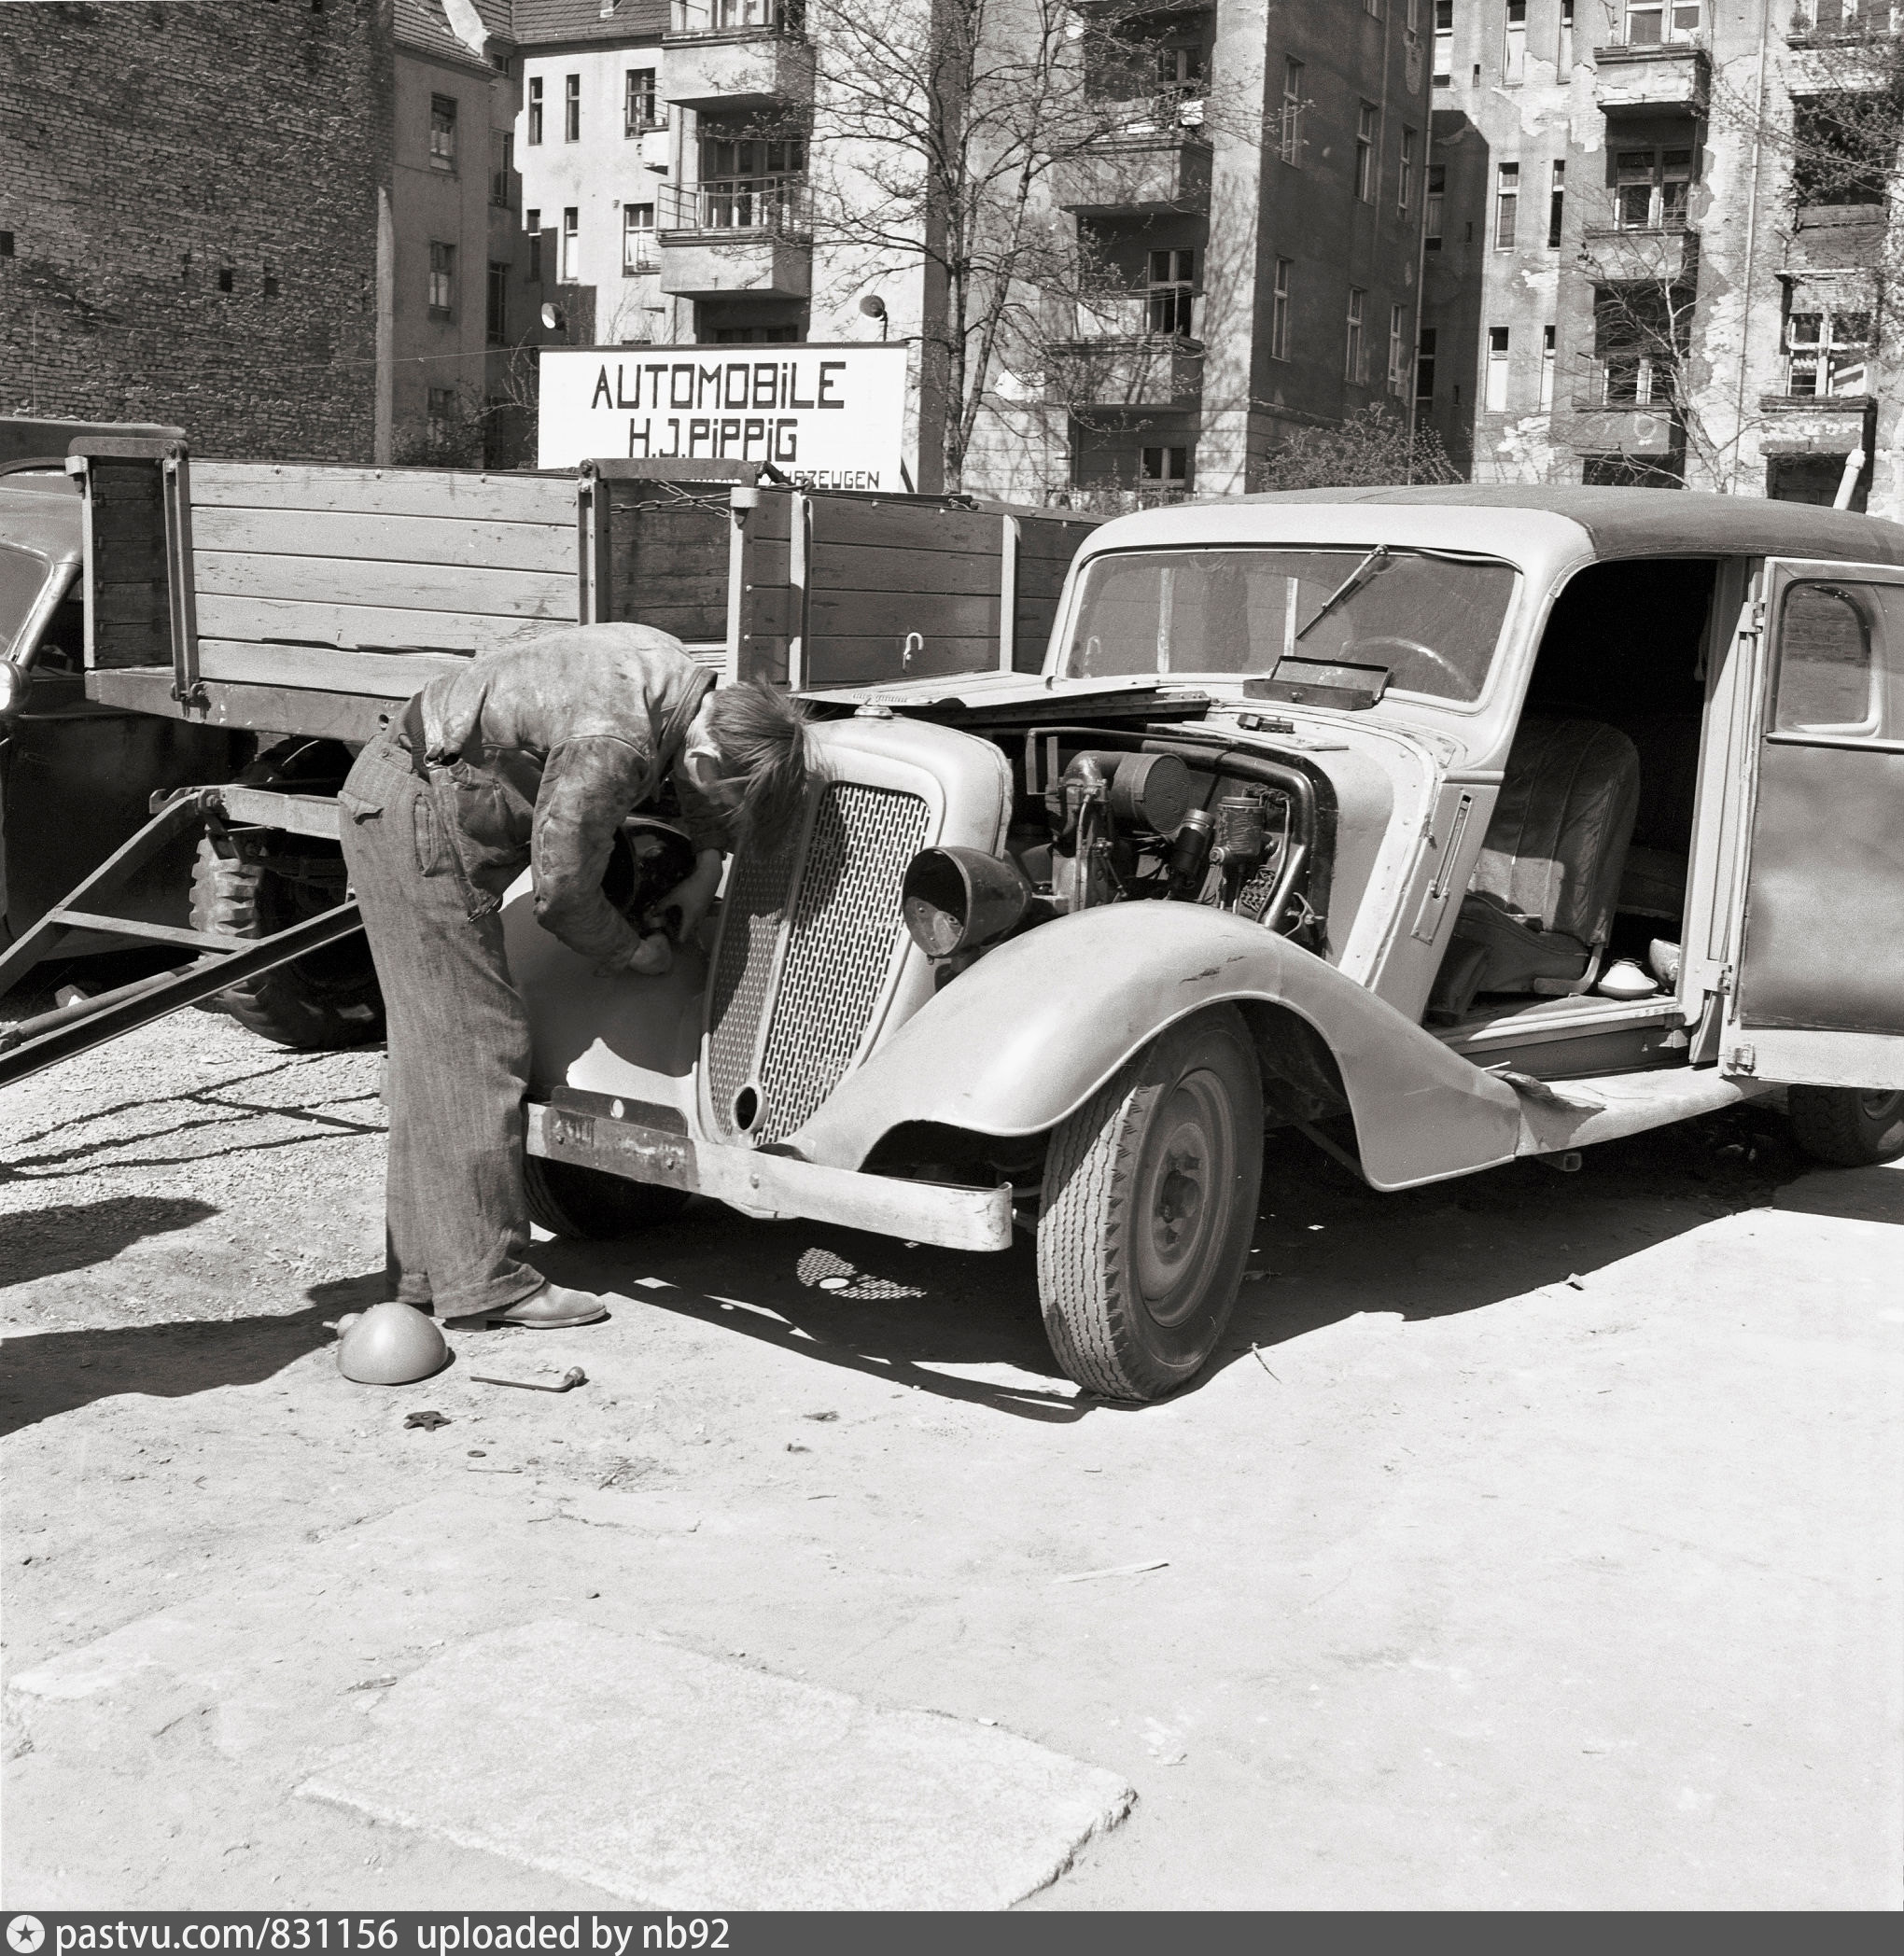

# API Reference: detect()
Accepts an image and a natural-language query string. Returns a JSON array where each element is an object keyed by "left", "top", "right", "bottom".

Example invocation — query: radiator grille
[
  {"left": 704, "top": 833, "right": 797, "bottom": 1131},
  {"left": 704, "top": 780, "right": 930, "bottom": 1145}
]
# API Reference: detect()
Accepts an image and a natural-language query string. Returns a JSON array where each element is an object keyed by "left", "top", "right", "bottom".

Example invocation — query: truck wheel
[
  {"left": 523, "top": 1154, "right": 691, "bottom": 1238},
  {"left": 1786, "top": 1087, "right": 1904, "bottom": 1167},
  {"left": 188, "top": 738, "right": 384, "bottom": 1051},
  {"left": 1037, "top": 1007, "right": 1263, "bottom": 1402}
]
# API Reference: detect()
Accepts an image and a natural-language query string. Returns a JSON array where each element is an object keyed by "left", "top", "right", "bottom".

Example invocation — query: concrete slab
[{"left": 298, "top": 1619, "right": 1133, "bottom": 1908}]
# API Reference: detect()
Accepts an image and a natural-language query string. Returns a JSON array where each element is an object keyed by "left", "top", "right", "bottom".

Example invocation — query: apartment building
[
  {"left": 1421, "top": 0, "right": 1899, "bottom": 515},
  {"left": 391, "top": 2, "right": 538, "bottom": 467},
  {"left": 1047, "top": 0, "right": 1430, "bottom": 498}
]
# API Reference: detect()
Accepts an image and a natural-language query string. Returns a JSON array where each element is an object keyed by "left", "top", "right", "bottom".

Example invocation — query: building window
[
  {"left": 0, "top": 231, "right": 13, "bottom": 258},
  {"left": 1141, "top": 446, "right": 1190, "bottom": 485},
  {"left": 1785, "top": 305, "right": 1871, "bottom": 397},
  {"left": 427, "top": 386, "right": 456, "bottom": 443},
  {"left": 1547, "top": 160, "right": 1565, "bottom": 247},
  {"left": 1281, "top": 59, "right": 1305, "bottom": 165},
  {"left": 527, "top": 75, "right": 543, "bottom": 146},
  {"left": 1616, "top": 147, "right": 1694, "bottom": 231},
  {"left": 526, "top": 208, "right": 542, "bottom": 284},
  {"left": 564, "top": 73, "right": 581, "bottom": 143},
  {"left": 1355, "top": 103, "right": 1379, "bottom": 202},
  {"left": 1270, "top": 258, "right": 1293, "bottom": 359},
  {"left": 1400, "top": 127, "right": 1417, "bottom": 212},
  {"left": 429, "top": 94, "right": 458, "bottom": 172},
  {"left": 1425, "top": 163, "right": 1445, "bottom": 249},
  {"left": 487, "top": 261, "right": 509, "bottom": 344},
  {"left": 490, "top": 133, "right": 514, "bottom": 208},
  {"left": 1388, "top": 303, "right": 1407, "bottom": 397},
  {"left": 1504, "top": 0, "right": 1527, "bottom": 83},
  {"left": 1495, "top": 161, "right": 1519, "bottom": 248},
  {"left": 560, "top": 207, "right": 579, "bottom": 282},
  {"left": 1346, "top": 286, "right": 1366, "bottom": 381},
  {"left": 1433, "top": 0, "right": 1453, "bottom": 87},
  {"left": 1624, "top": 0, "right": 1701, "bottom": 43},
  {"left": 1485, "top": 325, "right": 1509, "bottom": 410},
  {"left": 1595, "top": 284, "right": 1688, "bottom": 406},
  {"left": 1560, "top": 0, "right": 1575, "bottom": 73},
  {"left": 1416, "top": 326, "right": 1437, "bottom": 403},
  {"left": 623, "top": 202, "right": 657, "bottom": 273},
  {"left": 626, "top": 68, "right": 660, "bottom": 135},
  {"left": 1147, "top": 249, "right": 1197, "bottom": 335},
  {"left": 428, "top": 240, "right": 455, "bottom": 317},
  {"left": 1540, "top": 323, "right": 1556, "bottom": 409},
  {"left": 217, "top": 265, "right": 234, "bottom": 293}
]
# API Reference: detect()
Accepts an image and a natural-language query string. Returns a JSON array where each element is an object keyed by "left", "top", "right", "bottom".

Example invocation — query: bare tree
[
  {"left": 799, "top": 0, "right": 1236, "bottom": 491},
  {"left": 1253, "top": 402, "right": 1460, "bottom": 492}
]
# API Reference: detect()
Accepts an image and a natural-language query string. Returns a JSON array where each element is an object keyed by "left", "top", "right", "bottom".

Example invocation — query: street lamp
[{"left": 859, "top": 294, "right": 889, "bottom": 342}]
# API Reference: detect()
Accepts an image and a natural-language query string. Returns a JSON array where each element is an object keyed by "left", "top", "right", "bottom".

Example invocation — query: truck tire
[
  {"left": 522, "top": 1154, "right": 691, "bottom": 1238},
  {"left": 189, "top": 841, "right": 385, "bottom": 1049},
  {"left": 1786, "top": 1087, "right": 1904, "bottom": 1167},
  {"left": 1036, "top": 1007, "right": 1263, "bottom": 1402}
]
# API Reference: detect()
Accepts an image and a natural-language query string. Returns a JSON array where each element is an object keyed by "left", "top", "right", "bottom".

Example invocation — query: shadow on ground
[
  {"left": 0, "top": 1300, "right": 342, "bottom": 1438},
  {"left": 1, "top": 1194, "right": 218, "bottom": 1289},
  {"left": 542, "top": 1100, "right": 1829, "bottom": 1419}
]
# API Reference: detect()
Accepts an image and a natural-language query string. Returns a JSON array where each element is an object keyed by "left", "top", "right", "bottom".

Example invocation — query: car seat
[{"left": 1428, "top": 717, "right": 1642, "bottom": 1019}]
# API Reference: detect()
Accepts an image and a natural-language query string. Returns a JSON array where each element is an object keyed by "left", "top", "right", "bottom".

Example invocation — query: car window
[
  {"left": 0, "top": 542, "right": 52, "bottom": 658},
  {"left": 1062, "top": 547, "right": 1519, "bottom": 704},
  {"left": 1773, "top": 582, "right": 1879, "bottom": 734}
]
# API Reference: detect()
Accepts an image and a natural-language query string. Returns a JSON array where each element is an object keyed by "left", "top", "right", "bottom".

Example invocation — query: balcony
[
  {"left": 663, "top": 0, "right": 814, "bottom": 111},
  {"left": 1592, "top": 41, "right": 1710, "bottom": 117},
  {"left": 1043, "top": 295, "right": 1204, "bottom": 408},
  {"left": 1579, "top": 224, "right": 1697, "bottom": 284},
  {"left": 658, "top": 177, "right": 812, "bottom": 299},
  {"left": 1055, "top": 95, "right": 1211, "bottom": 215},
  {"left": 1568, "top": 405, "right": 1679, "bottom": 456}
]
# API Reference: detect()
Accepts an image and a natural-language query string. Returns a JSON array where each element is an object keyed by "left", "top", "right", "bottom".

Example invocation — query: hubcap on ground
[{"left": 1134, "top": 1071, "right": 1235, "bottom": 1329}]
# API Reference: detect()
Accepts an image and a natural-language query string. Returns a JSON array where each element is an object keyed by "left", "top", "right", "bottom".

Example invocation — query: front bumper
[{"left": 525, "top": 1100, "right": 1015, "bottom": 1252}]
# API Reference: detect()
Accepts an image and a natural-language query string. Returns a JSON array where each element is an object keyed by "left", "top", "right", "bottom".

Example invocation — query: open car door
[{"left": 1721, "top": 557, "right": 1904, "bottom": 1091}]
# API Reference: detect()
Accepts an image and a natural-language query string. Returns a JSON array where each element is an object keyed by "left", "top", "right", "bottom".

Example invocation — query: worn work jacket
[{"left": 403, "top": 622, "right": 725, "bottom": 970}]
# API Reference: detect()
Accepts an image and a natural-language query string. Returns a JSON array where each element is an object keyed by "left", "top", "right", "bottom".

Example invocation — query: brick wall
[{"left": 0, "top": 0, "right": 394, "bottom": 462}]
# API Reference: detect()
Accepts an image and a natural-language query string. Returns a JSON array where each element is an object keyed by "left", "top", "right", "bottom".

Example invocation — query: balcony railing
[
  {"left": 1051, "top": 290, "right": 1203, "bottom": 344},
  {"left": 660, "top": 175, "right": 811, "bottom": 237},
  {"left": 668, "top": 0, "right": 805, "bottom": 36},
  {"left": 1086, "top": 85, "right": 1210, "bottom": 137}
]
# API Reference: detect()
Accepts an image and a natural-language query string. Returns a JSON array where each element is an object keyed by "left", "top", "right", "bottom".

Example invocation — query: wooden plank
[
  {"left": 86, "top": 665, "right": 400, "bottom": 744},
  {"left": 91, "top": 621, "right": 169, "bottom": 670},
  {"left": 806, "top": 498, "right": 996, "bottom": 556},
  {"left": 193, "top": 461, "right": 576, "bottom": 526},
  {"left": 191, "top": 506, "right": 578, "bottom": 575},
  {"left": 194, "top": 552, "right": 576, "bottom": 620},
  {"left": 88, "top": 467, "right": 161, "bottom": 504},
  {"left": 90, "top": 503, "right": 167, "bottom": 544},
  {"left": 195, "top": 639, "right": 469, "bottom": 698},
  {"left": 195, "top": 594, "right": 573, "bottom": 654},
  {"left": 808, "top": 591, "right": 999, "bottom": 638},
  {"left": 93, "top": 581, "right": 164, "bottom": 626},
  {"left": 809, "top": 543, "right": 1001, "bottom": 597},
  {"left": 805, "top": 636, "right": 997, "bottom": 687}
]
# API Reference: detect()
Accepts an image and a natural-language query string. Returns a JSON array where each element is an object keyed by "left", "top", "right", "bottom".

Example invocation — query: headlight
[{"left": 901, "top": 845, "right": 1031, "bottom": 957}]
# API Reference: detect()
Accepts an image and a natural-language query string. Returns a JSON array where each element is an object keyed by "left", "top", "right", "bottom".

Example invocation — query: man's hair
[{"left": 704, "top": 679, "right": 818, "bottom": 851}]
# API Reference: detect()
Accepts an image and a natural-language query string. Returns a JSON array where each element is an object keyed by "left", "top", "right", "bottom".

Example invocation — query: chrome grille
[
  {"left": 704, "top": 779, "right": 930, "bottom": 1145},
  {"left": 704, "top": 833, "right": 796, "bottom": 1132}
]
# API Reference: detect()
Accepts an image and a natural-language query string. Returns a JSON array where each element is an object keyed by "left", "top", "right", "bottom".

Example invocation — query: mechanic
[{"left": 338, "top": 622, "right": 814, "bottom": 1331}]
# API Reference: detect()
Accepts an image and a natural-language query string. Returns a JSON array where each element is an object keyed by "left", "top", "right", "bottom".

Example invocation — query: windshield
[{"left": 1062, "top": 547, "right": 1519, "bottom": 704}]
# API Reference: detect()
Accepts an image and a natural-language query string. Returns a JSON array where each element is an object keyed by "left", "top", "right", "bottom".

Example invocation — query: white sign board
[{"left": 537, "top": 342, "right": 910, "bottom": 489}]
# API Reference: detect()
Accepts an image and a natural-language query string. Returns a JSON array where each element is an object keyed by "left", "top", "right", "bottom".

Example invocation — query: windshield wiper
[{"left": 1293, "top": 545, "right": 1391, "bottom": 644}]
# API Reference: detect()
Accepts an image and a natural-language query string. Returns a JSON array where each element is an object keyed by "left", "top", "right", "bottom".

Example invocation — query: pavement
[{"left": 2, "top": 1007, "right": 1899, "bottom": 1908}]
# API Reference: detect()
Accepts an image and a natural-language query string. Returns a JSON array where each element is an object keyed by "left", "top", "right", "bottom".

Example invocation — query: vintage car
[{"left": 506, "top": 485, "right": 1904, "bottom": 1402}]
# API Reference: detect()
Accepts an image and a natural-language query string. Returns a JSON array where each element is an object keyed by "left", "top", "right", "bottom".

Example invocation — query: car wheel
[
  {"left": 522, "top": 1154, "right": 691, "bottom": 1238},
  {"left": 1786, "top": 1086, "right": 1904, "bottom": 1167},
  {"left": 1037, "top": 1006, "right": 1263, "bottom": 1402}
]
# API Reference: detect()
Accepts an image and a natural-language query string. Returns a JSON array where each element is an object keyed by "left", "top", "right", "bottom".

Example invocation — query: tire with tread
[
  {"left": 1786, "top": 1085, "right": 1904, "bottom": 1167},
  {"left": 1037, "top": 1006, "right": 1263, "bottom": 1402},
  {"left": 523, "top": 1154, "right": 692, "bottom": 1238},
  {"left": 189, "top": 743, "right": 384, "bottom": 1051}
]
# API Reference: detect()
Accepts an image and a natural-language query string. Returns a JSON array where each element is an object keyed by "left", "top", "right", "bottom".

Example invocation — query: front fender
[{"left": 788, "top": 903, "right": 1522, "bottom": 1191}]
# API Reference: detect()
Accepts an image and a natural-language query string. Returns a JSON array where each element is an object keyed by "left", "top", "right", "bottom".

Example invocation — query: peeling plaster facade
[{"left": 1422, "top": 0, "right": 1899, "bottom": 519}]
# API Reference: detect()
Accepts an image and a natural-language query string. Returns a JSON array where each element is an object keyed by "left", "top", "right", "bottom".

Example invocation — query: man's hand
[
  {"left": 647, "top": 848, "right": 724, "bottom": 945},
  {"left": 596, "top": 931, "right": 673, "bottom": 979}
]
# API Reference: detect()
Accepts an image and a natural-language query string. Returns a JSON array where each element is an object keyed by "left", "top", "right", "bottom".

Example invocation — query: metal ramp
[{"left": 0, "top": 783, "right": 362, "bottom": 1089}]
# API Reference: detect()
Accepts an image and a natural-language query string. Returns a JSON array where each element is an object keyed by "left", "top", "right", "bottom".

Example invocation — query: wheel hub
[{"left": 1133, "top": 1074, "right": 1235, "bottom": 1330}]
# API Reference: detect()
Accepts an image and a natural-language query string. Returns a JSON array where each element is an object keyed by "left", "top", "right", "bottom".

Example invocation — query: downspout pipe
[{"left": 1728, "top": 0, "right": 1773, "bottom": 493}]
